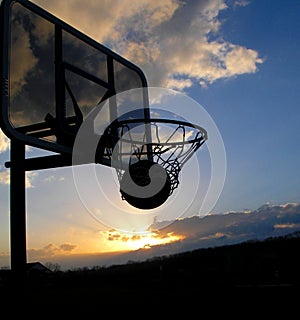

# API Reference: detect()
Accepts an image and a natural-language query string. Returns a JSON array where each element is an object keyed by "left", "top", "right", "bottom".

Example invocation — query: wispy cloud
[
  {"left": 42, "top": 175, "right": 65, "bottom": 183},
  {"left": 33, "top": 0, "right": 263, "bottom": 91},
  {"left": 234, "top": 1, "right": 250, "bottom": 8}
]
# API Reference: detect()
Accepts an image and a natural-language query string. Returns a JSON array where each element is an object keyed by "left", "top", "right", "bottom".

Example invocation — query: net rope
[{"left": 99, "top": 119, "right": 207, "bottom": 195}]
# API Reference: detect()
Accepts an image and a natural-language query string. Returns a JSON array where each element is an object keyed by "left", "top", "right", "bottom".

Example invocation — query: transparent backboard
[{"left": 0, "top": 0, "right": 148, "bottom": 155}]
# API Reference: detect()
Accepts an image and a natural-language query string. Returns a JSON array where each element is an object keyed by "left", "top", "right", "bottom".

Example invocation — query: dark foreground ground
[{"left": 1, "top": 233, "right": 300, "bottom": 313}]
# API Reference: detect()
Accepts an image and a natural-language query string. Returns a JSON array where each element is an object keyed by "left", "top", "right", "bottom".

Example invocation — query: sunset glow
[{"left": 102, "top": 230, "right": 184, "bottom": 251}]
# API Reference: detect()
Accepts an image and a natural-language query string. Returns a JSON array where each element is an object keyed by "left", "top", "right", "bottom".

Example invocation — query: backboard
[{"left": 0, "top": 0, "right": 148, "bottom": 155}]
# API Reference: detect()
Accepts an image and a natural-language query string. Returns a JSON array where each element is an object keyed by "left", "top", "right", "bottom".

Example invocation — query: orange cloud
[{"left": 102, "top": 229, "right": 183, "bottom": 251}]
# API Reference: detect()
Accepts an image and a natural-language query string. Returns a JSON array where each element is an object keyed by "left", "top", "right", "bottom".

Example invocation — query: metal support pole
[{"left": 10, "top": 139, "right": 27, "bottom": 284}]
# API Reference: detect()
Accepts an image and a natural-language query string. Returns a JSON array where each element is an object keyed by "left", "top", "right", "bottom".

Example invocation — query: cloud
[
  {"left": 0, "top": 170, "right": 9, "bottom": 185},
  {"left": 234, "top": 1, "right": 250, "bottom": 8},
  {"left": 4, "top": 0, "right": 262, "bottom": 135},
  {"left": 106, "top": 230, "right": 142, "bottom": 242},
  {"left": 10, "top": 17, "right": 39, "bottom": 98},
  {"left": 59, "top": 243, "right": 77, "bottom": 252},
  {"left": 0, "top": 130, "right": 9, "bottom": 153},
  {"left": 27, "top": 242, "right": 77, "bottom": 260},
  {"left": 42, "top": 175, "right": 65, "bottom": 183},
  {"left": 33, "top": 0, "right": 179, "bottom": 43},
  {"left": 0, "top": 169, "right": 38, "bottom": 188},
  {"left": 147, "top": 202, "right": 300, "bottom": 253},
  {"left": 6, "top": 201, "right": 297, "bottom": 270},
  {"left": 26, "top": 172, "right": 39, "bottom": 188},
  {"left": 74, "top": 202, "right": 298, "bottom": 267},
  {"left": 33, "top": 0, "right": 263, "bottom": 91}
]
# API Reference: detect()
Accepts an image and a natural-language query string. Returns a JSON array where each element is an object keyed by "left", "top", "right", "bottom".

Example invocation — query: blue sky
[
  {"left": 0, "top": 0, "right": 300, "bottom": 269},
  {"left": 193, "top": 0, "right": 300, "bottom": 212}
]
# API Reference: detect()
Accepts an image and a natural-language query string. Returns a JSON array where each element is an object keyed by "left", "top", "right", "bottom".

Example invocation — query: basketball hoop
[{"left": 96, "top": 118, "right": 207, "bottom": 209}]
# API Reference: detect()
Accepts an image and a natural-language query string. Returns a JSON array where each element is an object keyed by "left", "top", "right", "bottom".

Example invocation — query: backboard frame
[{"left": 0, "top": 0, "right": 149, "bottom": 155}]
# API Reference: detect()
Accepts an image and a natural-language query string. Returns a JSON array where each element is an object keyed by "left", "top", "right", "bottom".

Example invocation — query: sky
[{"left": 0, "top": 0, "right": 300, "bottom": 270}]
